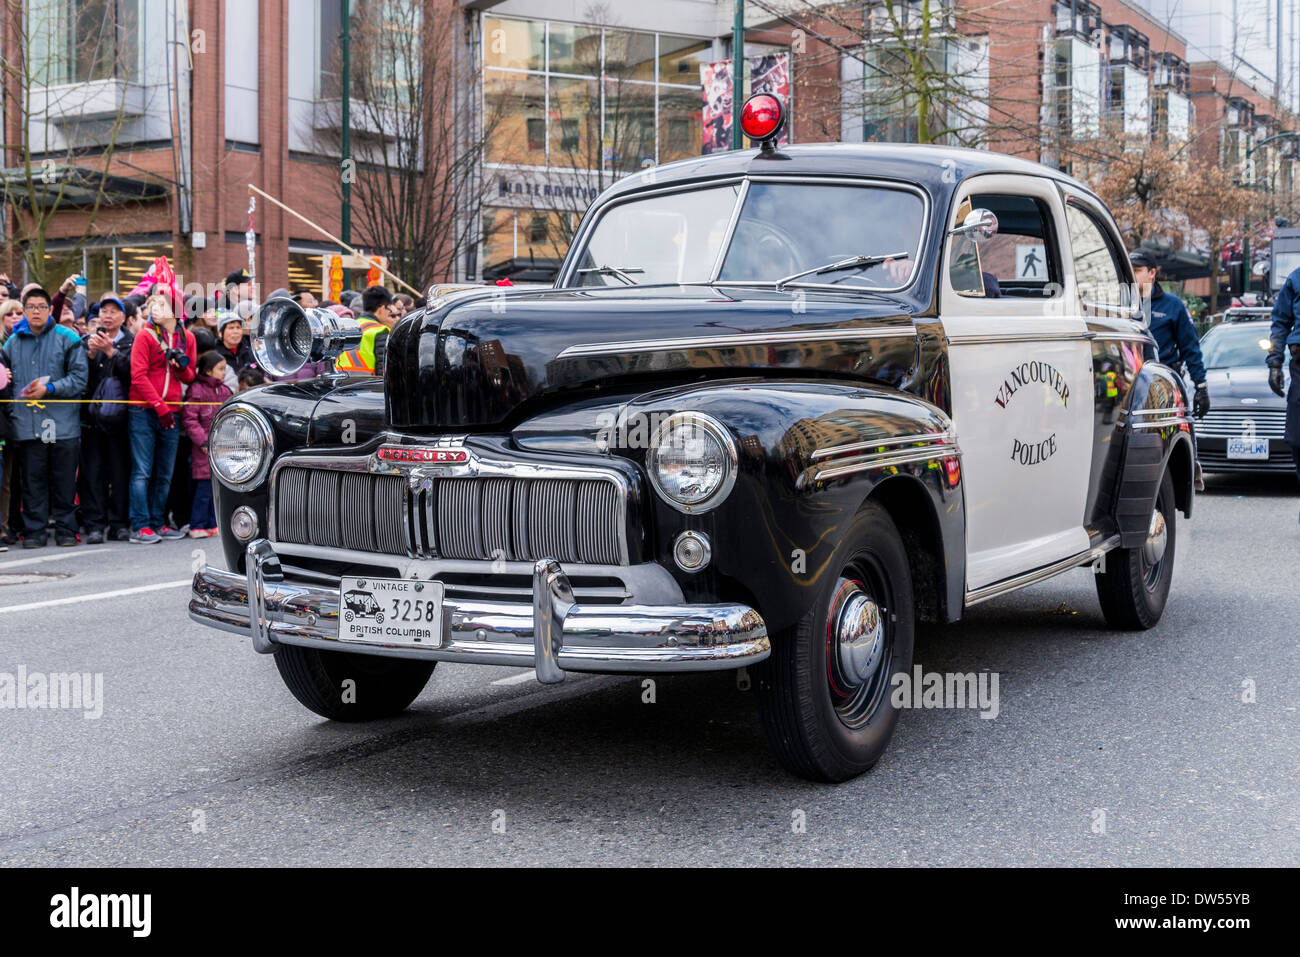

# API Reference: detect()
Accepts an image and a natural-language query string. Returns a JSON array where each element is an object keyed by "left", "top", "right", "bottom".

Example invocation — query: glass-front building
[{"left": 480, "top": 14, "right": 714, "bottom": 275}]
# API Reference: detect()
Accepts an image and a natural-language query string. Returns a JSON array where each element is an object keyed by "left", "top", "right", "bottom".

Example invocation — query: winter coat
[
  {"left": 0, "top": 348, "right": 12, "bottom": 444},
  {"left": 181, "top": 373, "right": 233, "bottom": 479},
  {"left": 82, "top": 329, "right": 133, "bottom": 430},
  {"left": 0, "top": 317, "right": 88, "bottom": 442},
  {"left": 130, "top": 322, "right": 197, "bottom": 417}
]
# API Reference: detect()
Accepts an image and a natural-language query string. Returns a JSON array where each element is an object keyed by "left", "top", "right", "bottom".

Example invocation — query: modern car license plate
[
  {"left": 1226, "top": 437, "right": 1269, "bottom": 461},
  {"left": 338, "top": 577, "right": 444, "bottom": 648}
]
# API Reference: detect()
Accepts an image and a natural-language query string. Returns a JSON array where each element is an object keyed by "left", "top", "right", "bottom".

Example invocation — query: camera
[{"left": 165, "top": 348, "right": 190, "bottom": 368}]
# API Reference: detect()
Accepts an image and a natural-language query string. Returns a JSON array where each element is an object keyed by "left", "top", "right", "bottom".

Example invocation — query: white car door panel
[{"left": 939, "top": 175, "right": 1094, "bottom": 593}]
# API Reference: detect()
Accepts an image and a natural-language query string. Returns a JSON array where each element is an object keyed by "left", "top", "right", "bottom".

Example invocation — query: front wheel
[
  {"left": 273, "top": 644, "right": 435, "bottom": 721},
  {"left": 755, "top": 502, "right": 915, "bottom": 782},
  {"left": 1095, "top": 470, "right": 1177, "bottom": 629}
]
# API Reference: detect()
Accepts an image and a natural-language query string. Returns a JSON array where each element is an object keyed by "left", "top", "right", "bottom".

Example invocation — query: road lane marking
[
  {"left": 0, "top": 579, "right": 191, "bottom": 614},
  {"left": 491, "top": 670, "right": 538, "bottom": 687},
  {"left": 0, "top": 548, "right": 111, "bottom": 570}
]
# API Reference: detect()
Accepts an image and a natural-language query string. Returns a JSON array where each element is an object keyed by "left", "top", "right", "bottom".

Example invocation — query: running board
[{"left": 964, "top": 536, "right": 1122, "bottom": 608}]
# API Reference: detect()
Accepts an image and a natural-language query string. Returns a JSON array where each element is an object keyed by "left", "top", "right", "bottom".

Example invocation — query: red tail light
[{"left": 740, "top": 93, "right": 785, "bottom": 143}]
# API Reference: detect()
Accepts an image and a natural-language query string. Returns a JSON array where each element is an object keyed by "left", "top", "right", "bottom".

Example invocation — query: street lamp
[{"left": 1240, "top": 130, "right": 1298, "bottom": 296}]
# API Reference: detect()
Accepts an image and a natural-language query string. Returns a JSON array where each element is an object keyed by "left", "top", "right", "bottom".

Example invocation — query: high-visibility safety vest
[{"left": 334, "top": 317, "right": 387, "bottom": 374}]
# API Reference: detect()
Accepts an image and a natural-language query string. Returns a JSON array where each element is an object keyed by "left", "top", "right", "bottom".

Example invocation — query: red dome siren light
[{"left": 740, "top": 93, "right": 786, "bottom": 153}]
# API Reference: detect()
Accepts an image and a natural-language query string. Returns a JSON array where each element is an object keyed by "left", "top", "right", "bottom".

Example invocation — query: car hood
[
  {"left": 383, "top": 284, "right": 921, "bottom": 430},
  {"left": 1205, "top": 366, "right": 1288, "bottom": 407}
]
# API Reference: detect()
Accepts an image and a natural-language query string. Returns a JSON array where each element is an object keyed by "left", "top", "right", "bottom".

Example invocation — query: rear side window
[
  {"left": 1065, "top": 202, "right": 1132, "bottom": 315},
  {"left": 949, "top": 193, "right": 1060, "bottom": 299}
]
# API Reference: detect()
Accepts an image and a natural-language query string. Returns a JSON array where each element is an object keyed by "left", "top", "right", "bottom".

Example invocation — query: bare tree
[
  {"left": 313, "top": 0, "right": 503, "bottom": 286},
  {"left": 0, "top": 0, "right": 140, "bottom": 280}
]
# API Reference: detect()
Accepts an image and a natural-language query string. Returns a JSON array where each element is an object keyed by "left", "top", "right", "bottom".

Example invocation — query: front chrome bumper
[{"left": 189, "top": 539, "right": 770, "bottom": 682}]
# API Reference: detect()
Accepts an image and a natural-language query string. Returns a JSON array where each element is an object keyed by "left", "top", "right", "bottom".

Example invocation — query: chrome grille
[
  {"left": 1195, "top": 408, "right": 1287, "bottom": 439},
  {"left": 273, "top": 466, "right": 626, "bottom": 564}
]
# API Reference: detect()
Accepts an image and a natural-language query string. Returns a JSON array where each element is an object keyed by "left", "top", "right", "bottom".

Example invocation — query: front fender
[
  {"left": 601, "top": 379, "right": 964, "bottom": 632},
  {"left": 1107, "top": 362, "right": 1196, "bottom": 549}
]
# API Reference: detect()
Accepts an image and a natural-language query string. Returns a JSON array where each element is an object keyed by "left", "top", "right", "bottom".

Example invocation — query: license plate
[
  {"left": 1226, "top": 437, "right": 1270, "bottom": 461},
  {"left": 338, "top": 577, "right": 444, "bottom": 648}
]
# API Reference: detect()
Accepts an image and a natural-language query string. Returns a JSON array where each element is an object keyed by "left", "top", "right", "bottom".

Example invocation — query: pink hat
[{"left": 327, "top": 304, "right": 354, "bottom": 319}]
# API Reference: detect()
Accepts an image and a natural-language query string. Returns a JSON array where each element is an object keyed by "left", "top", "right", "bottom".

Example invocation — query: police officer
[
  {"left": 1266, "top": 264, "right": 1300, "bottom": 496},
  {"left": 1130, "top": 248, "right": 1210, "bottom": 418},
  {"left": 335, "top": 285, "right": 396, "bottom": 376}
]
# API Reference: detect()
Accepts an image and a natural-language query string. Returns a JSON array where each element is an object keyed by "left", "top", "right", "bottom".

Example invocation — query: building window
[
  {"left": 27, "top": 0, "right": 140, "bottom": 85},
  {"left": 482, "top": 16, "right": 709, "bottom": 171},
  {"left": 526, "top": 117, "right": 546, "bottom": 151},
  {"left": 528, "top": 215, "right": 548, "bottom": 243}
]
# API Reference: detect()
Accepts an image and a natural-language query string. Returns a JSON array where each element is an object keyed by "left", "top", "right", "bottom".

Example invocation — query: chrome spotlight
[{"left": 250, "top": 297, "right": 362, "bottom": 377}]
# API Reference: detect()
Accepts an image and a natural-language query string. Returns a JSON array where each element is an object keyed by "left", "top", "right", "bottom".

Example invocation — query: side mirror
[{"left": 950, "top": 208, "right": 999, "bottom": 243}]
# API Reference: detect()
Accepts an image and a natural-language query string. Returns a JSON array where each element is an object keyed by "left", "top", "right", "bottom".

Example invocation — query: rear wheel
[
  {"left": 755, "top": 502, "right": 915, "bottom": 782},
  {"left": 1096, "top": 470, "right": 1176, "bottom": 629},
  {"left": 274, "top": 645, "right": 435, "bottom": 721}
]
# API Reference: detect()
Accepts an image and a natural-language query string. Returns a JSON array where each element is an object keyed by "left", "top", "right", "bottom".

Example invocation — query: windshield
[
  {"left": 573, "top": 184, "right": 740, "bottom": 286},
  {"left": 1201, "top": 324, "right": 1275, "bottom": 369},
  {"left": 572, "top": 180, "right": 925, "bottom": 289}
]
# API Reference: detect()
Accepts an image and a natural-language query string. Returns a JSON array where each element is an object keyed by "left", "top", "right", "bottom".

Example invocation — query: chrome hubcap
[
  {"left": 835, "top": 585, "right": 884, "bottom": 687},
  {"left": 1142, "top": 509, "right": 1167, "bottom": 565}
]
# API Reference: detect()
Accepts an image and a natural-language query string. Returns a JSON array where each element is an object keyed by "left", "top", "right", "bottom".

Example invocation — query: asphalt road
[{"left": 1, "top": 471, "right": 1297, "bottom": 866}]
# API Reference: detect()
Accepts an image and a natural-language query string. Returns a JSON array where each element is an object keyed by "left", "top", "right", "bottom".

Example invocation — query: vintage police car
[{"left": 191, "top": 95, "right": 1194, "bottom": 782}]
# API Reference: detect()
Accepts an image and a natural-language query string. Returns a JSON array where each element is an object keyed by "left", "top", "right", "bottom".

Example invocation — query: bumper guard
[{"left": 189, "top": 540, "right": 770, "bottom": 683}]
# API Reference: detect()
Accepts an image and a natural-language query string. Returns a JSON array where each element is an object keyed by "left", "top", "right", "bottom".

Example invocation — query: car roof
[{"left": 599, "top": 142, "right": 1095, "bottom": 204}]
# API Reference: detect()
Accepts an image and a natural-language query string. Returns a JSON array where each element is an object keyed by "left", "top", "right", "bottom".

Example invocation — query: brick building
[{"left": 2, "top": 0, "right": 1296, "bottom": 295}]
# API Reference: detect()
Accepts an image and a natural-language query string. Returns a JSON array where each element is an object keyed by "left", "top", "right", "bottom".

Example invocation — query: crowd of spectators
[{"left": 0, "top": 265, "right": 403, "bottom": 552}]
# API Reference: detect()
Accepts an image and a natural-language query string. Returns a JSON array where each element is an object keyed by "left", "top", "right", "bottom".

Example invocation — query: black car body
[
  {"left": 1196, "top": 319, "right": 1293, "bottom": 472},
  {"left": 191, "top": 131, "right": 1194, "bottom": 781}
]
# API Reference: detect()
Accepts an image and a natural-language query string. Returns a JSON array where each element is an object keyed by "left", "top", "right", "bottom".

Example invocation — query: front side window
[
  {"left": 949, "top": 193, "right": 1060, "bottom": 299},
  {"left": 1065, "top": 201, "right": 1131, "bottom": 314}
]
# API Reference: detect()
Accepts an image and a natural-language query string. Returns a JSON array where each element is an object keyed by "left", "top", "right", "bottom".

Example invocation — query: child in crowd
[
  {"left": 237, "top": 367, "right": 267, "bottom": 392},
  {"left": 182, "top": 351, "right": 233, "bottom": 539}
]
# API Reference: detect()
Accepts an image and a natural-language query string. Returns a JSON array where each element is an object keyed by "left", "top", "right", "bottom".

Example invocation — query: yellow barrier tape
[{"left": 0, "top": 398, "right": 227, "bottom": 407}]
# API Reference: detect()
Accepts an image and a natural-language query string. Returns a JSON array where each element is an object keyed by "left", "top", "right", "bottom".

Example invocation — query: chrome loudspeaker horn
[{"left": 250, "top": 297, "right": 362, "bottom": 377}]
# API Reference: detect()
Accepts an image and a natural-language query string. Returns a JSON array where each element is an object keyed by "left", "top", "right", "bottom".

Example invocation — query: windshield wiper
[
  {"left": 575, "top": 264, "right": 646, "bottom": 286},
  {"left": 774, "top": 252, "right": 909, "bottom": 291}
]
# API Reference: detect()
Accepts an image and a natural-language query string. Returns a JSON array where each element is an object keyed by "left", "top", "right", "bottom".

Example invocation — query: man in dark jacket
[
  {"left": 79, "top": 293, "right": 134, "bottom": 543},
  {"left": 1, "top": 287, "right": 88, "bottom": 547},
  {"left": 1130, "top": 248, "right": 1210, "bottom": 418},
  {"left": 1266, "top": 264, "right": 1300, "bottom": 496}
]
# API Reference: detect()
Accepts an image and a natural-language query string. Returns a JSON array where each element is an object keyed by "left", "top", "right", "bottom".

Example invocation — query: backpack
[{"left": 88, "top": 374, "right": 128, "bottom": 429}]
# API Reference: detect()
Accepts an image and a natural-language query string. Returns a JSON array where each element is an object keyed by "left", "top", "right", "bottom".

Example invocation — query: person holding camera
[
  {"left": 127, "top": 293, "right": 196, "bottom": 543},
  {"left": 80, "top": 293, "right": 135, "bottom": 543}
]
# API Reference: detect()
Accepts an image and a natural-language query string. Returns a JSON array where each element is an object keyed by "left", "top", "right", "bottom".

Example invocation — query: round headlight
[
  {"left": 646, "top": 412, "right": 738, "bottom": 513},
  {"left": 210, "top": 405, "right": 274, "bottom": 491}
]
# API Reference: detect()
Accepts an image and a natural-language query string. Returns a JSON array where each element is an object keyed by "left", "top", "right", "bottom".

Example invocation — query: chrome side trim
[
  {"left": 1128, "top": 407, "right": 1186, "bottom": 416},
  {"left": 808, "top": 443, "right": 962, "bottom": 484},
  {"left": 946, "top": 331, "right": 1095, "bottom": 345},
  {"left": 810, "top": 430, "right": 954, "bottom": 462},
  {"left": 1131, "top": 417, "right": 1192, "bottom": 430},
  {"left": 1090, "top": 331, "right": 1151, "bottom": 343},
  {"left": 556, "top": 325, "right": 917, "bottom": 359},
  {"left": 964, "top": 536, "right": 1120, "bottom": 607}
]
